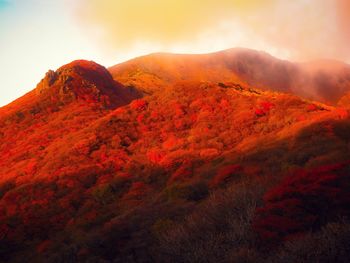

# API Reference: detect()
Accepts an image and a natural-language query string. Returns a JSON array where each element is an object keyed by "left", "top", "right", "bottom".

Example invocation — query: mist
[{"left": 76, "top": 0, "right": 350, "bottom": 62}]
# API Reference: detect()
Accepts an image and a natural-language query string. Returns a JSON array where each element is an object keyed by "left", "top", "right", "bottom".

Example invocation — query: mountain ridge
[{"left": 109, "top": 48, "right": 350, "bottom": 105}]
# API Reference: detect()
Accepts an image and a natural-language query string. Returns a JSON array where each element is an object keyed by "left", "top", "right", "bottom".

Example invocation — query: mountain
[
  {"left": 109, "top": 48, "right": 350, "bottom": 105},
  {"left": 1, "top": 50, "right": 350, "bottom": 262},
  {"left": 0, "top": 60, "right": 140, "bottom": 185}
]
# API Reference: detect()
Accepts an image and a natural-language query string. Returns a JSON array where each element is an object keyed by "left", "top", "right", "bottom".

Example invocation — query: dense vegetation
[{"left": 0, "top": 58, "right": 350, "bottom": 262}]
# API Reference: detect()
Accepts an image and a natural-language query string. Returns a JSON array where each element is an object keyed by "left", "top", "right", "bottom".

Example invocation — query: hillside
[
  {"left": 109, "top": 48, "right": 350, "bottom": 105},
  {"left": 0, "top": 60, "right": 140, "bottom": 185},
  {"left": 1, "top": 51, "right": 350, "bottom": 262}
]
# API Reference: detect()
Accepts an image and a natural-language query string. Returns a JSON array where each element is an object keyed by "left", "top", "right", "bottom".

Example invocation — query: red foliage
[
  {"left": 25, "top": 159, "right": 37, "bottom": 176},
  {"left": 0, "top": 58, "right": 349, "bottom": 261},
  {"left": 130, "top": 99, "right": 148, "bottom": 111},
  {"left": 136, "top": 113, "right": 145, "bottom": 123},
  {"left": 190, "top": 113, "right": 198, "bottom": 123},
  {"left": 150, "top": 110, "right": 160, "bottom": 120},
  {"left": 174, "top": 119, "right": 186, "bottom": 130},
  {"left": 219, "top": 99, "right": 230, "bottom": 109},
  {"left": 122, "top": 182, "right": 150, "bottom": 201},
  {"left": 112, "top": 107, "right": 126, "bottom": 116},
  {"left": 162, "top": 136, "right": 183, "bottom": 150},
  {"left": 199, "top": 148, "right": 220, "bottom": 159},
  {"left": 253, "top": 162, "right": 350, "bottom": 244},
  {"left": 168, "top": 163, "right": 193, "bottom": 183},
  {"left": 36, "top": 239, "right": 52, "bottom": 253},
  {"left": 147, "top": 149, "right": 166, "bottom": 164},
  {"left": 174, "top": 103, "right": 185, "bottom": 117},
  {"left": 306, "top": 104, "right": 318, "bottom": 112},
  {"left": 255, "top": 101, "right": 274, "bottom": 116},
  {"left": 336, "top": 108, "right": 349, "bottom": 119},
  {"left": 260, "top": 101, "right": 274, "bottom": 112},
  {"left": 255, "top": 109, "right": 266, "bottom": 117},
  {"left": 296, "top": 114, "right": 307, "bottom": 121},
  {"left": 96, "top": 174, "right": 113, "bottom": 185}
]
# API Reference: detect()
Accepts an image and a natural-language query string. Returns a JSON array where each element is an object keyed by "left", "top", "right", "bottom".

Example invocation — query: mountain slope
[
  {"left": 0, "top": 60, "right": 140, "bottom": 185},
  {"left": 109, "top": 48, "right": 350, "bottom": 105},
  {"left": 1, "top": 51, "right": 350, "bottom": 262}
]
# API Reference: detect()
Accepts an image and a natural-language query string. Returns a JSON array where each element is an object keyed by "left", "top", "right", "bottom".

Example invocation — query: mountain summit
[{"left": 36, "top": 60, "right": 136, "bottom": 109}]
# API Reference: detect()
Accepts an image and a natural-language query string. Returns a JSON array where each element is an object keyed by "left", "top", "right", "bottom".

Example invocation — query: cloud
[
  {"left": 71, "top": 0, "right": 350, "bottom": 62},
  {"left": 75, "top": 1, "right": 272, "bottom": 49},
  {"left": 336, "top": 0, "right": 350, "bottom": 42}
]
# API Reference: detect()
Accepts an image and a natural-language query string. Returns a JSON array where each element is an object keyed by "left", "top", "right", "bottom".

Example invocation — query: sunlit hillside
[{"left": 1, "top": 50, "right": 350, "bottom": 262}]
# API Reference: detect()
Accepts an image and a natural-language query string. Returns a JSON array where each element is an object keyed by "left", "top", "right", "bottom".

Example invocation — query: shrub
[
  {"left": 152, "top": 219, "right": 175, "bottom": 238},
  {"left": 130, "top": 99, "right": 148, "bottom": 111},
  {"left": 121, "top": 181, "right": 151, "bottom": 202},
  {"left": 306, "top": 104, "right": 318, "bottom": 112},
  {"left": 91, "top": 184, "right": 115, "bottom": 205},
  {"left": 269, "top": 220, "right": 350, "bottom": 263},
  {"left": 253, "top": 162, "right": 350, "bottom": 244},
  {"left": 147, "top": 149, "right": 166, "bottom": 164},
  {"left": 199, "top": 148, "right": 220, "bottom": 159},
  {"left": 156, "top": 181, "right": 266, "bottom": 263},
  {"left": 168, "top": 166, "right": 192, "bottom": 183},
  {"left": 255, "top": 101, "right": 274, "bottom": 117},
  {"left": 333, "top": 120, "right": 350, "bottom": 141},
  {"left": 163, "top": 182, "right": 208, "bottom": 202},
  {"left": 0, "top": 181, "right": 15, "bottom": 199},
  {"left": 163, "top": 184, "right": 192, "bottom": 202},
  {"left": 210, "top": 164, "right": 242, "bottom": 187},
  {"left": 185, "top": 182, "right": 209, "bottom": 201}
]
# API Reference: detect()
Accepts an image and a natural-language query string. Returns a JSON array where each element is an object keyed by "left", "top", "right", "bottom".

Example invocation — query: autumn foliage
[
  {"left": 254, "top": 162, "right": 350, "bottom": 244},
  {"left": 0, "top": 57, "right": 350, "bottom": 262}
]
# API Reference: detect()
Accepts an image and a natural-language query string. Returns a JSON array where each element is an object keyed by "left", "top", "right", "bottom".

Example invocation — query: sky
[{"left": 0, "top": 0, "right": 349, "bottom": 107}]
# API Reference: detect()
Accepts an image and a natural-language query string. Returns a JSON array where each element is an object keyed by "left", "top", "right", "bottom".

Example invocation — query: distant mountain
[
  {"left": 1, "top": 50, "right": 350, "bottom": 262},
  {"left": 109, "top": 48, "right": 350, "bottom": 105}
]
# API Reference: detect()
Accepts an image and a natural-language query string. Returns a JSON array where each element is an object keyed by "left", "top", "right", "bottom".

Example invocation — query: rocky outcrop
[
  {"left": 36, "top": 70, "right": 58, "bottom": 94},
  {"left": 35, "top": 60, "right": 140, "bottom": 109}
]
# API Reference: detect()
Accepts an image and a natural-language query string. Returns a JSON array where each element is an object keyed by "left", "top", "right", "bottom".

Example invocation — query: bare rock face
[
  {"left": 36, "top": 70, "right": 58, "bottom": 93},
  {"left": 35, "top": 60, "right": 137, "bottom": 108}
]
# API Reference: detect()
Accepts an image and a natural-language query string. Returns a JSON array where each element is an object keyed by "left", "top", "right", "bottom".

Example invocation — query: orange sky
[
  {"left": 76, "top": 0, "right": 350, "bottom": 62},
  {"left": 0, "top": 0, "right": 349, "bottom": 106},
  {"left": 337, "top": 0, "right": 350, "bottom": 43}
]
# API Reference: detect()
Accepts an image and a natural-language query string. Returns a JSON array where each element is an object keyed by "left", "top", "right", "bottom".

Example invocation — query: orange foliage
[
  {"left": 199, "top": 148, "right": 220, "bottom": 159},
  {"left": 130, "top": 99, "right": 148, "bottom": 111},
  {"left": 1, "top": 57, "right": 350, "bottom": 261},
  {"left": 147, "top": 149, "right": 166, "bottom": 164}
]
